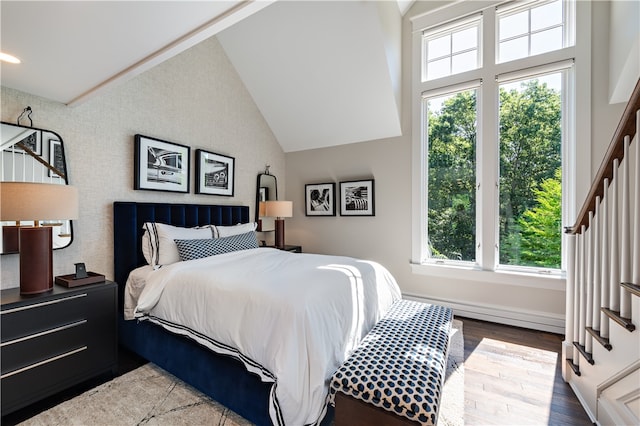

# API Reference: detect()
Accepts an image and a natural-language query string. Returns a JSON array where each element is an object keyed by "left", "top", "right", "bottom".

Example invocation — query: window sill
[{"left": 410, "top": 262, "right": 566, "bottom": 291}]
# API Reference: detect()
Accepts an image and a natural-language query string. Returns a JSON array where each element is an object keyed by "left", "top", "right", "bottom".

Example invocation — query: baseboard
[
  {"left": 568, "top": 381, "right": 597, "bottom": 424},
  {"left": 402, "top": 293, "right": 565, "bottom": 334}
]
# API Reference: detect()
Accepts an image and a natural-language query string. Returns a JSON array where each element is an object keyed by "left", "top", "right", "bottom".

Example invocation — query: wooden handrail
[{"left": 567, "top": 77, "right": 640, "bottom": 235}]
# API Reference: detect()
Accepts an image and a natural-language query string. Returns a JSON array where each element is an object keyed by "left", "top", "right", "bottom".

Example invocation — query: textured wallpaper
[{"left": 1, "top": 36, "right": 284, "bottom": 289}]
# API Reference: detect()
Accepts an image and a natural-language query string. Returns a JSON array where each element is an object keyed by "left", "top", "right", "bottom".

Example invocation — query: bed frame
[{"left": 113, "top": 202, "right": 276, "bottom": 424}]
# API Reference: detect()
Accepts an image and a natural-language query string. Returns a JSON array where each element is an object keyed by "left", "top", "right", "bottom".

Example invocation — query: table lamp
[
  {"left": 1, "top": 182, "right": 79, "bottom": 294},
  {"left": 264, "top": 200, "right": 292, "bottom": 249}
]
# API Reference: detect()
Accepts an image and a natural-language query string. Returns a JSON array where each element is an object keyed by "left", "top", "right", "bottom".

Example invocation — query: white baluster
[
  {"left": 634, "top": 110, "right": 640, "bottom": 293},
  {"left": 601, "top": 178, "right": 610, "bottom": 339},
  {"left": 562, "top": 234, "right": 577, "bottom": 381},
  {"left": 574, "top": 230, "right": 582, "bottom": 361},
  {"left": 565, "top": 232, "right": 576, "bottom": 365},
  {"left": 610, "top": 159, "right": 620, "bottom": 313},
  {"left": 578, "top": 226, "right": 586, "bottom": 347},
  {"left": 592, "top": 196, "right": 601, "bottom": 332},
  {"left": 620, "top": 136, "right": 632, "bottom": 318},
  {"left": 585, "top": 213, "right": 594, "bottom": 353}
]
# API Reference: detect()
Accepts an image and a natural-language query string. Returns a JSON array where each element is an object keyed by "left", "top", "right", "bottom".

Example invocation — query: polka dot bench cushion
[{"left": 329, "top": 300, "right": 453, "bottom": 425}]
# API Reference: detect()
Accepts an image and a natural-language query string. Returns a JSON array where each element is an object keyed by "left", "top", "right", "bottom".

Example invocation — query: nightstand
[
  {"left": 1, "top": 281, "right": 118, "bottom": 415},
  {"left": 267, "top": 244, "right": 302, "bottom": 253}
]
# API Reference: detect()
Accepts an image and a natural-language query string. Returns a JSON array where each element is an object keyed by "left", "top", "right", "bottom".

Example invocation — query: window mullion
[
  {"left": 479, "top": 5, "right": 498, "bottom": 271},
  {"left": 478, "top": 79, "right": 499, "bottom": 272}
]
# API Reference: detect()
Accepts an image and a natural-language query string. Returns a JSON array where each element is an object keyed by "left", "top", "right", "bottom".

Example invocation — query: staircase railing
[{"left": 565, "top": 77, "right": 639, "bottom": 375}]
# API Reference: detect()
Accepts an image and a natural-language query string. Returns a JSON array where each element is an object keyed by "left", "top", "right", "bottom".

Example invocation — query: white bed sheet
[{"left": 131, "top": 247, "right": 401, "bottom": 425}]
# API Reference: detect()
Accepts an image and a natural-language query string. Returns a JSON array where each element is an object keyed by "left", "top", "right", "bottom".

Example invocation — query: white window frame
[
  {"left": 422, "top": 14, "right": 482, "bottom": 81},
  {"left": 496, "top": 0, "right": 575, "bottom": 64},
  {"left": 410, "top": 0, "right": 590, "bottom": 290}
]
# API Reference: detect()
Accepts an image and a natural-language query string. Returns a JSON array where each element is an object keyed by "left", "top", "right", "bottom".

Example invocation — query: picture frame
[
  {"left": 195, "top": 149, "right": 235, "bottom": 196},
  {"left": 339, "top": 179, "right": 375, "bottom": 216},
  {"left": 134, "top": 134, "right": 190, "bottom": 193},
  {"left": 305, "top": 183, "right": 336, "bottom": 216},
  {"left": 48, "top": 139, "right": 65, "bottom": 178},
  {"left": 259, "top": 187, "right": 269, "bottom": 202},
  {"left": 4, "top": 129, "right": 41, "bottom": 155}
]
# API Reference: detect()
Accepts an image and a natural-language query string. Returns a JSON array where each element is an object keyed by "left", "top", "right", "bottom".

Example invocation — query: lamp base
[
  {"left": 19, "top": 227, "right": 53, "bottom": 295},
  {"left": 274, "top": 219, "right": 285, "bottom": 249},
  {"left": 2, "top": 225, "right": 20, "bottom": 253}
]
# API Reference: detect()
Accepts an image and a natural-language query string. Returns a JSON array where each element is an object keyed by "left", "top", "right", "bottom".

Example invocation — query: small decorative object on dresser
[
  {"left": 134, "top": 134, "right": 190, "bottom": 193},
  {"left": 339, "top": 179, "right": 375, "bottom": 216},
  {"left": 195, "top": 149, "right": 235, "bottom": 196},
  {"left": 55, "top": 271, "right": 106, "bottom": 288},
  {"left": 0, "top": 281, "right": 118, "bottom": 415},
  {"left": 305, "top": 182, "right": 336, "bottom": 216}
]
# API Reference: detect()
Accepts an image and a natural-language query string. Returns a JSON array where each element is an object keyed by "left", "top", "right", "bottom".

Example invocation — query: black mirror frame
[{"left": 255, "top": 173, "right": 278, "bottom": 231}]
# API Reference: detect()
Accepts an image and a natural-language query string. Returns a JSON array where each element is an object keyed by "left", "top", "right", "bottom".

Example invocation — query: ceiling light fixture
[{"left": 0, "top": 52, "right": 21, "bottom": 64}]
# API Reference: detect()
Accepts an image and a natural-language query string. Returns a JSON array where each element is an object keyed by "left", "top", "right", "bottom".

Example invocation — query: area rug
[{"left": 20, "top": 320, "right": 464, "bottom": 426}]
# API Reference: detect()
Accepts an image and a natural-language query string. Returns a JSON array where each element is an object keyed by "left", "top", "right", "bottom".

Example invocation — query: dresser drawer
[
  {"left": 0, "top": 343, "right": 93, "bottom": 414},
  {"left": 1, "top": 319, "right": 87, "bottom": 375},
  {"left": 1, "top": 292, "right": 88, "bottom": 342}
]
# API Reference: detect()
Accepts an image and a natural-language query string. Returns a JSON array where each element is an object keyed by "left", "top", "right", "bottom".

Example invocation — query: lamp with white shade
[
  {"left": 264, "top": 200, "right": 292, "bottom": 249},
  {"left": 0, "top": 182, "right": 79, "bottom": 294}
]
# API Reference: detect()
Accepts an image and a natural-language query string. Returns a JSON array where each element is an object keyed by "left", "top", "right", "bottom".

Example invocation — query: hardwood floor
[{"left": 460, "top": 317, "right": 592, "bottom": 425}]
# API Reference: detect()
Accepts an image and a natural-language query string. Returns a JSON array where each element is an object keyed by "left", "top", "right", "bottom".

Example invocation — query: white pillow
[
  {"left": 141, "top": 223, "right": 214, "bottom": 266},
  {"left": 214, "top": 222, "right": 258, "bottom": 238}
]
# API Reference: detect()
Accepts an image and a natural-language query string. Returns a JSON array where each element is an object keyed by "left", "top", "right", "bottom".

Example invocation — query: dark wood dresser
[
  {"left": 1, "top": 281, "right": 117, "bottom": 415},
  {"left": 267, "top": 244, "right": 302, "bottom": 253}
]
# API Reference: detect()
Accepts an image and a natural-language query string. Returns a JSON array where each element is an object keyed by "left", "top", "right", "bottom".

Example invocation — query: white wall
[
  {"left": 284, "top": 1, "right": 630, "bottom": 332},
  {"left": 608, "top": 0, "right": 640, "bottom": 104},
  {"left": 0, "top": 36, "right": 285, "bottom": 289}
]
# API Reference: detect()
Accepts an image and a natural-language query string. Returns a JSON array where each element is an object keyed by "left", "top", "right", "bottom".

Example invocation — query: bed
[{"left": 113, "top": 201, "right": 401, "bottom": 425}]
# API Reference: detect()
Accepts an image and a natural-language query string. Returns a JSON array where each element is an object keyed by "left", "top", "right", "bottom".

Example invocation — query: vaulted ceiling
[{"left": 1, "top": 1, "right": 413, "bottom": 152}]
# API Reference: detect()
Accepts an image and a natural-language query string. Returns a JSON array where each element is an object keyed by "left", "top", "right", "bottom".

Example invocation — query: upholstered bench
[{"left": 329, "top": 300, "right": 453, "bottom": 425}]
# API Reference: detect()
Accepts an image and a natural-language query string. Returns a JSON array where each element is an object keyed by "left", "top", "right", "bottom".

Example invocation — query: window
[
  {"left": 413, "top": 0, "right": 582, "bottom": 280},
  {"left": 498, "top": 73, "right": 563, "bottom": 269},
  {"left": 422, "top": 16, "right": 481, "bottom": 81},
  {"left": 425, "top": 87, "right": 478, "bottom": 263},
  {"left": 497, "top": 0, "right": 570, "bottom": 63}
]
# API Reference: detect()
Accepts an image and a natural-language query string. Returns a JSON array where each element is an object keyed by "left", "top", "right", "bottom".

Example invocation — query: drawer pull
[
  {"left": 0, "top": 320, "right": 87, "bottom": 348},
  {"left": 1, "top": 346, "right": 87, "bottom": 379},
  {"left": 1, "top": 293, "right": 87, "bottom": 315}
]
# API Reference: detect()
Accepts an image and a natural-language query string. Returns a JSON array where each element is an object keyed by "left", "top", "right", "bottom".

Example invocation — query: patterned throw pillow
[{"left": 174, "top": 231, "right": 259, "bottom": 261}]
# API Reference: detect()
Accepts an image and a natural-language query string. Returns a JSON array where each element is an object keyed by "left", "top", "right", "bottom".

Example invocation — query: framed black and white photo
[
  {"left": 48, "top": 139, "right": 66, "bottom": 178},
  {"left": 305, "top": 183, "right": 336, "bottom": 216},
  {"left": 134, "top": 134, "right": 190, "bottom": 193},
  {"left": 195, "top": 149, "right": 235, "bottom": 196},
  {"left": 5, "top": 129, "right": 41, "bottom": 155},
  {"left": 339, "top": 179, "right": 375, "bottom": 216}
]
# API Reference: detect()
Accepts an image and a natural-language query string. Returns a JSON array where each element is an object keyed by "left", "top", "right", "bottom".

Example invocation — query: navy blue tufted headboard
[{"left": 113, "top": 202, "right": 250, "bottom": 293}]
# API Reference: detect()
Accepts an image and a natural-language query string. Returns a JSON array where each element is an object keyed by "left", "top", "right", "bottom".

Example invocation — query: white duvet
[{"left": 132, "top": 247, "right": 401, "bottom": 425}]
